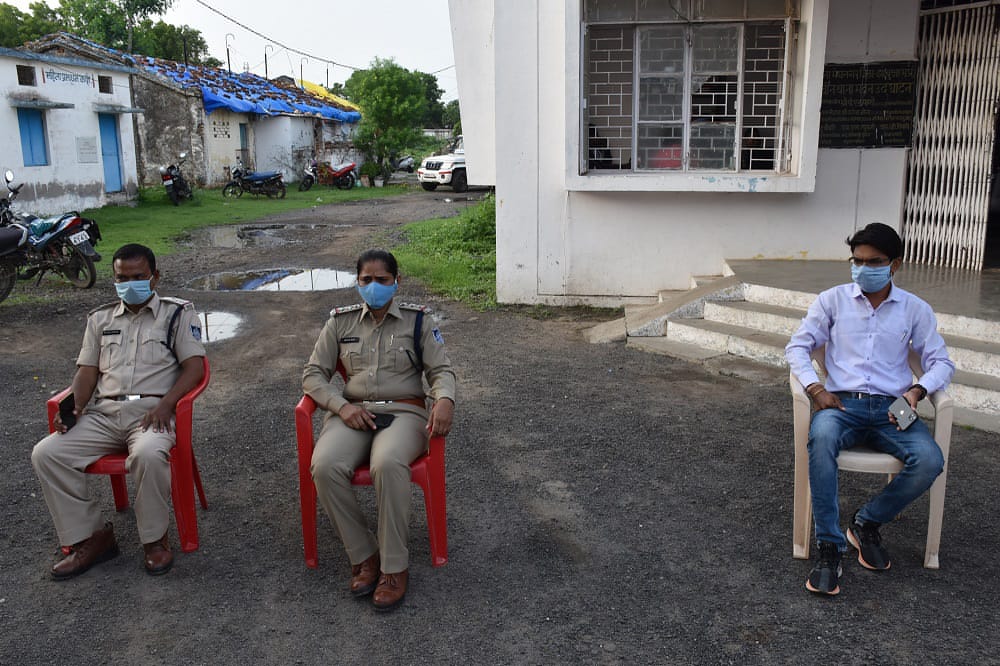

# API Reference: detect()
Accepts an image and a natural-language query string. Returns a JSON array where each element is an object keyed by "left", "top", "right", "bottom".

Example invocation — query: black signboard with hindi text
[{"left": 819, "top": 61, "right": 918, "bottom": 149}]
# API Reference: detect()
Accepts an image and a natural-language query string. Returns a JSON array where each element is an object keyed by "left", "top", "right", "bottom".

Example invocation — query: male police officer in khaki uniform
[
  {"left": 32, "top": 244, "right": 206, "bottom": 579},
  {"left": 304, "top": 248, "right": 455, "bottom": 612}
]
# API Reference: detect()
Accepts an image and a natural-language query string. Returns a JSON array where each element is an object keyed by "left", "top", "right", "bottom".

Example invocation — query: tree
[
  {"left": 416, "top": 71, "right": 445, "bottom": 128},
  {"left": 0, "top": 0, "right": 216, "bottom": 65},
  {"left": 132, "top": 20, "right": 221, "bottom": 66},
  {"left": 442, "top": 99, "right": 461, "bottom": 132},
  {"left": 346, "top": 58, "right": 428, "bottom": 181}
]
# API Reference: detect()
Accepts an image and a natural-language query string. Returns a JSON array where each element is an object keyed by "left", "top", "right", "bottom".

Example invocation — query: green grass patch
[{"left": 393, "top": 194, "right": 497, "bottom": 309}]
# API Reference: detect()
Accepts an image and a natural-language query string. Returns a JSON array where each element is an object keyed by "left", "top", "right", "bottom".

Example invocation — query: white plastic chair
[{"left": 791, "top": 346, "right": 954, "bottom": 569}]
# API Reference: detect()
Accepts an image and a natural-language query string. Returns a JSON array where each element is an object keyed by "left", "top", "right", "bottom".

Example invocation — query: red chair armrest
[{"left": 46, "top": 386, "right": 74, "bottom": 434}]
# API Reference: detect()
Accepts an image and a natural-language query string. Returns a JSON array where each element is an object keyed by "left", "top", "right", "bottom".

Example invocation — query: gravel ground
[{"left": 1, "top": 190, "right": 998, "bottom": 665}]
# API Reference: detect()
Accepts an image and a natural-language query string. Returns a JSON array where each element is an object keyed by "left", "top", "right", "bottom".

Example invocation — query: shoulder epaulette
[
  {"left": 89, "top": 301, "right": 119, "bottom": 315},
  {"left": 399, "top": 302, "right": 431, "bottom": 313},
  {"left": 330, "top": 303, "right": 364, "bottom": 317},
  {"left": 160, "top": 296, "right": 194, "bottom": 310}
]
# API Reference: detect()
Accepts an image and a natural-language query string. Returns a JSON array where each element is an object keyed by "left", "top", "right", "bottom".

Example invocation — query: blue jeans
[{"left": 808, "top": 394, "right": 944, "bottom": 550}]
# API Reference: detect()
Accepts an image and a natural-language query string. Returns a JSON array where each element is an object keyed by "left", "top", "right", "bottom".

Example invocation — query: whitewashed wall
[
  {"left": 0, "top": 52, "right": 139, "bottom": 215},
  {"left": 452, "top": 0, "right": 922, "bottom": 305},
  {"left": 253, "top": 116, "right": 313, "bottom": 178},
  {"left": 202, "top": 109, "right": 248, "bottom": 184}
]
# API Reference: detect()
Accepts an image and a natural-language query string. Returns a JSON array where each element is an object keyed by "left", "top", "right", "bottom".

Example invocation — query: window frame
[
  {"left": 16, "top": 64, "right": 37, "bottom": 86},
  {"left": 569, "top": 0, "right": 825, "bottom": 193},
  {"left": 98, "top": 75, "right": 113, "bottom": 94}
]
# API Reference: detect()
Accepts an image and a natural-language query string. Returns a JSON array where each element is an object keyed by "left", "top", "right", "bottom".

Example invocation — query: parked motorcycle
[
  {"left": 223, "top": 161, "right": 287, "bottom": 199},
  {"left": 0, "top": 170, "right": 102, "bottom": 303},
  {"left": 390, "top": 154, "right": 415, "bottom": 173},
  {"left": 159, "top": 152, "right": 193, "bottom": 205},
  {"left": 297, "top": 159, "right": 356, "bottom": 192}
]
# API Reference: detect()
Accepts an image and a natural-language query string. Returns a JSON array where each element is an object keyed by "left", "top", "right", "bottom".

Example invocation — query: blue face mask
[
  {"left": 115, "top": 279, "right": 154, "bottom": 305},
  {"left": 357, "top": 280, "right": 397, "bottom": 309},
  {"left": 851, "top": 264, "right": 893, "bottom": 293}
]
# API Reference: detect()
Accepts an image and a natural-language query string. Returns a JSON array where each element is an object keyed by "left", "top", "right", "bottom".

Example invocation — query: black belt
[
  {"left": 102, "top": 394, "right": 164, "bottom": 402},
  {"left": 833, "top": 391, "right": 892, "bottom": 400}
]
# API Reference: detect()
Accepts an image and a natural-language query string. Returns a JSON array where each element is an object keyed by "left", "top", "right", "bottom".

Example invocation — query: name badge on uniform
[
  {"left": 103, "top": 329, "right": 121, "bottom": 336},
  {"left": 339, "top": 336, "right": 360, "bottom": 343}
]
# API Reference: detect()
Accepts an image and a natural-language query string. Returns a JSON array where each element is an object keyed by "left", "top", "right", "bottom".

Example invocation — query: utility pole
[
  {"left": 265, "top": 45, "right": 274, "bottom": 80},
  {"left": 225, "top": 33, "right": 234, "bottom": 73}
]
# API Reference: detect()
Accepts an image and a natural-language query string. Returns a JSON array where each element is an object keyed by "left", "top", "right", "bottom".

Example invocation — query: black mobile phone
[
  {"left": 59, "top": 393, "right": 77, "bottom": 429},
  {"left": 889, "top": 397, "right": 918, "bottom": 430},
  {"left": 372, "top": 413, "right": 395, "bottom": 429}
]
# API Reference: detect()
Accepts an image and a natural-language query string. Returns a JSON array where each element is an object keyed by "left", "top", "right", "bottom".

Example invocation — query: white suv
[{"left": 417, "top": 136, "right": 467, "bottom": 192}]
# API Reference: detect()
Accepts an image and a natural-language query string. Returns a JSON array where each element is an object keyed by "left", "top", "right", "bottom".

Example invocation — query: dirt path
[{"left": 1, "top": 190, "right": 998, "bottom": 664}]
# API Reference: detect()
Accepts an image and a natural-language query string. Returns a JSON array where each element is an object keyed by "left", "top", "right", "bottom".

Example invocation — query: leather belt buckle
[{"left": 125, "top": 394, "right": 142, "bottom": 401}]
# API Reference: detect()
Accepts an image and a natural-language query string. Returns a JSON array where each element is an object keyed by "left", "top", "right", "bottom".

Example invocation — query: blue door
[{"left": 98, "top": 113, "right": 123, "bottom": 193}]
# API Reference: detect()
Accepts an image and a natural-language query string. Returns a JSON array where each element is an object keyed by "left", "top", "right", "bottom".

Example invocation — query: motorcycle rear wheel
[
  {"left": 222, "top": 182, "right": 242, "bottom": 198},
  {"left": 298, "top": 176, "right": 314, "bottom": 192},
  {"left": 335, "top": 173, "right": 355, "bottom": 190},
  {"left": 266, "top": 184, "right": 287, "bottom": 199},
  {"left": 0, "top": 259, "right": 17, "bottom": 303},
  {"left": 60, "top": 243, "right": 97, "bottom": 289}
]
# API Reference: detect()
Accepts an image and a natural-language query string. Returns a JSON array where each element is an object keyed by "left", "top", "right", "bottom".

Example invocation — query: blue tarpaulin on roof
[{"left": 141, "top": 57, "right": 361, "bottom": 122}]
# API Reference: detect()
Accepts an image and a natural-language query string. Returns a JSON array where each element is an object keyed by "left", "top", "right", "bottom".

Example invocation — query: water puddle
[
  {"left": 196, "top": 310, "right": 243, "bottom": 342},
  {"left": 188, "top": 268, "right": 356, "bottom": 292},
  {"left": 200, "top": 224, "right": 331, "bottom": 248}
]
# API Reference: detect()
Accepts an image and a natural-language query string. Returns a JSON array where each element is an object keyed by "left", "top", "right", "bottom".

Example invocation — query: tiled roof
[{"left": 23, "top": 32, "right": 361, "bottom": 122}]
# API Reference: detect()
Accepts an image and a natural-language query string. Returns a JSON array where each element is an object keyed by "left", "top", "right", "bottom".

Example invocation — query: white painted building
[
  {"left": 0, "top": 47, "right": 140, "bottom": 215},
  {"left": 449, "top": 0, "right": 1000, "bottom": 305}
]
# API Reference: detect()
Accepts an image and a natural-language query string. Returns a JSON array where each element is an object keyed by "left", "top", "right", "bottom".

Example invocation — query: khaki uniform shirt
[
  {"left": 78, "top": 294, "right": 206, "bottom": 399},
  {"left": 303, "top": 301, "right": 456, "bottom": 413}
]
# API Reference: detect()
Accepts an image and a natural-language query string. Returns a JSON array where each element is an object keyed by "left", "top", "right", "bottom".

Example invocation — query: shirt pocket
[
  {"left": 140, "top": 330, "right": 172, "bottom": 366},
  {"left": 98, "top": 334, "right": 122, "bottom": 372},
  {"left": 393, "top": 345, "right": 419, "bottom": 372},
  {"left": 340, "top": 350, "right": 362, "bottom": 376},
  {"left": 876, "top": 320, "right": 911, "bottom": 359}
]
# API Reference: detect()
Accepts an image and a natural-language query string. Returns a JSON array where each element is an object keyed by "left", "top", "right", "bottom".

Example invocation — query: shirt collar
[
  {"left": 114, "top": 292, "right": 161, "bottom": 317},
  {"left": 849, "top": 281, "right": 902, "bottom": 303},
  {"left": 359, "top": 299, "right": 402, "bottom": 322}
]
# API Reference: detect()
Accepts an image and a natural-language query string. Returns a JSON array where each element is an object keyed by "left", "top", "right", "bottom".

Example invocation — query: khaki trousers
[
  {"left": 310, "top": 403, "right": 427, "bottom": 574},
  {"left": 31, "top": 397, "right": 174, "bottom": 546}
]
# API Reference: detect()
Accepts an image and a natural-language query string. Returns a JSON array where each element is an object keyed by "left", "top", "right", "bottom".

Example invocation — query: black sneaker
[
  {"left": 805, "top": 541, "right": 842, "bottom": 595},
  {"left": 846, "top": 512, "right": 891, "bottom": 571}
]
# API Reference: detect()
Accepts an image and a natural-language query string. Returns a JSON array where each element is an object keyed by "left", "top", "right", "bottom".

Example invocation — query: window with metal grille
[
  {"left": 583, "top": 0, "right": 798, "bottom": 174},
  {"left": 17, "top": 65, "right": 36, "bottom": 86},
  {"left": 98, "top": 75, "right": 113, "bottom": 94}
]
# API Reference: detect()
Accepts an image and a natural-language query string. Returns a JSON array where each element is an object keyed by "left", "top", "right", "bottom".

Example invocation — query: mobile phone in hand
[
  {"left": 372, "top": 413, "right": 395, "bottom": 429},
  {"left": 59, "top": 393, "right": 77, "bottom": 429},
  {"left": 889, "top": 396, "right": 918, "bottom": 430}
]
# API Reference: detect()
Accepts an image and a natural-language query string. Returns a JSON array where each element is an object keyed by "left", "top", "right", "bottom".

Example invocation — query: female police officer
[{"left": 302, "top": 249, "right": 456, "bottom": 611}]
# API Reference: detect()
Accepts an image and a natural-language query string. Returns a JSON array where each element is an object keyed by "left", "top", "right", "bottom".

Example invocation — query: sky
[{"left": 8, "top": 0, "right": 459, "bottom": 101}]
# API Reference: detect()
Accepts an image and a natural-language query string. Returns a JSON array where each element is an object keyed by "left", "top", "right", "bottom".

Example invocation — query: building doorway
[{"left": 984, "top": 109, "right": 1000, "bottom": 269}]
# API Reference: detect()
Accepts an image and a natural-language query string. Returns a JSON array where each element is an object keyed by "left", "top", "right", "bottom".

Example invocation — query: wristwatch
[{"left": 907, "top": 383, "right": 928, "bottom": 401}]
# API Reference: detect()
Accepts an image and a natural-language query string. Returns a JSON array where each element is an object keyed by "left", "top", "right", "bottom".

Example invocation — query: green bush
[{"left": 393, "top": 194, "right": 496, "bottom": 309}]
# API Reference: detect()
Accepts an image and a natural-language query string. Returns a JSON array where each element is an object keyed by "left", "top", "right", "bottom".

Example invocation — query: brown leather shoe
[
  {"left": 373, "top": 569, "right": 408, "bottom": 612},
  {"left": 51, "top": 522, "right": 119, "bottom": 580},
  {"left": 142, "top": 533, "right": 173, "bottom": 576},
  {"left": 349, "top": 552, "right": 380, "bottom": 597}
]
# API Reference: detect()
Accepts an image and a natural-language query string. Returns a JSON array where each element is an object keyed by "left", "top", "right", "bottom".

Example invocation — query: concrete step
[
  {"left": 703, "top": 300, "right": 803, "bottom": 337},
  {"left": 665, "top": 318, "right": 789, "bottom": 367}
]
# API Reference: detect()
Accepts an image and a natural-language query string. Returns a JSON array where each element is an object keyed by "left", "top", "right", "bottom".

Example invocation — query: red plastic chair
[
  {"left": 294, "top": 361, "right": 448, "bottom": 568},
  {"left": 46, "top": 356, "right": 211, "bottom": 553}
]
